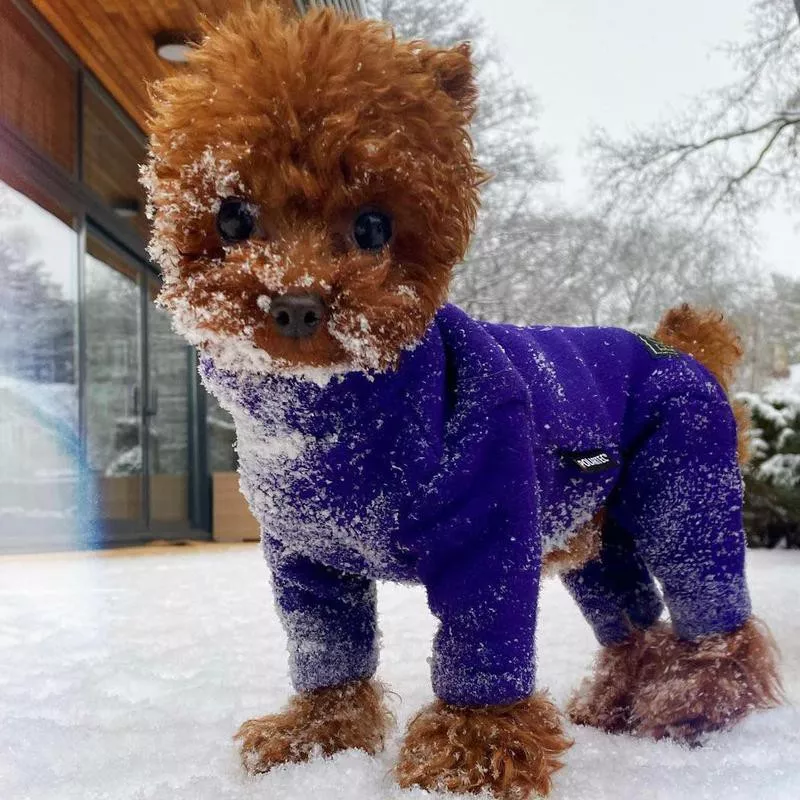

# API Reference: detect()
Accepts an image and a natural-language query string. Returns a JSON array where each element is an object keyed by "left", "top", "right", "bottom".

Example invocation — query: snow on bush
[{"left": 737, "top": 384, "right": 800, "bottom": 490}]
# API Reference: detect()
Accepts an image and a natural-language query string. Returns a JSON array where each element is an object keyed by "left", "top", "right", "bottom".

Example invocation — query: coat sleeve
[
  {"left": 422, "top": 525, "right": 541, "bottom": 707},
  {"left": 407, "top": 320, "right": 543, "bottom": 708},
  {"left": 265, "top": 536, "right": 379, "bottom": 692},
  {"left": 413, "top": 385, "right": 543, "bottom": 708}
]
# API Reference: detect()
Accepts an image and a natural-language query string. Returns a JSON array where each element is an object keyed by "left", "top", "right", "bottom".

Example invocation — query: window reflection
[
  {"left": 208, "top": 395, "right": 236, "bottom": 472},
  {"left": 84, "top": 241, "right": 143, "bottom": 528},
  {"left": 0, "top": 180, "right": 89, "bottom": 548},
  {"left": 148, "top": 283, "right": 190, "bottom": 524}
]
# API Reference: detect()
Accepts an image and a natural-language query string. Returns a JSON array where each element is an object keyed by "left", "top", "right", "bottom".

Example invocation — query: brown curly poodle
[{"left": 143, "top": 4, "right": 780, "bottom": 798}]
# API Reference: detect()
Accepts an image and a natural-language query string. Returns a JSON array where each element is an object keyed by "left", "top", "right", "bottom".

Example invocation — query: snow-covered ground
[{"left": 1, "top": 545, "right": 798, "bottom": 800}]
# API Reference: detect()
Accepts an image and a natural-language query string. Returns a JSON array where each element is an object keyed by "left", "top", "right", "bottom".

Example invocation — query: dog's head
[{"left": 143, "top": 4, "right": 485, "bottom": 380}]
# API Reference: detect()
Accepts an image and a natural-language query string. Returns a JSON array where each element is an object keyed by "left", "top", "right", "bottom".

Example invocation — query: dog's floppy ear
[{"left": 418, "top": 42, "right": 478, "bottom": 120}]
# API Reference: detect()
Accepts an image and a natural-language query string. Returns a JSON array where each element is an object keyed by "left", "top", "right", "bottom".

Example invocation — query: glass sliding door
[
  {"left": 84, "top": 236, "right": 145, "bottom": 536},
  {"left": 84, "top": 233, "right": 193, "bottom": 540},
  {"left": 147, "top": 279, "right": 191, "bottom": 531}
]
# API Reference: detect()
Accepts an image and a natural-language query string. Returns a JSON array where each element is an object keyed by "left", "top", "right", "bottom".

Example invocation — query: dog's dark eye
[
  {"left": 353, "top": 210, "right": 392, "bottom": 251},
  {"left": 217, "top": 197, "right": 256, "bottom": 243}
]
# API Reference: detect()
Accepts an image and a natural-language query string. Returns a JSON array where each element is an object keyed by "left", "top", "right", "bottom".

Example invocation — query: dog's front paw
[
  {"left": 395, "top": 692, "right": 571, "bottom": 799},
  {"left": 234, "top": 679, "right": 392, "bottom": 773}
]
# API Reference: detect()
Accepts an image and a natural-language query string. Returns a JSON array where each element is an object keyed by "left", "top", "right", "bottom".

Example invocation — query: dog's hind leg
[
  {"left": 604, "top": 387, "right": 782, "bottom": 741},
  {"left": 562, "top": 515, "right": 664, "bottom": 733}
]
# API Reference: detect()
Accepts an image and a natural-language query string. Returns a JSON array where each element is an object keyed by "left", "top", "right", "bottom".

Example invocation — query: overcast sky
[{"left": 470, "top": 0, "right": 800, "bottom": 278}]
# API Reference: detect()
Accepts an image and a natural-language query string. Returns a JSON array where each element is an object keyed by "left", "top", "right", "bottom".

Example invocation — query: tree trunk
[{"left": 796, "top": 0, "right": 800, "bottom": 24}]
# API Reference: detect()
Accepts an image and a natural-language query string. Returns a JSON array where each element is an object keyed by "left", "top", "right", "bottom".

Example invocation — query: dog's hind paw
[
  {"left": 234, "top": 679, "right": 392, "bottom": 773},
  {"left": 631, "top": 617, "right": 783, "bottom": 742},
  {"left": 567, "top": 627, "right": 655, "bottom": 734},
  {"left": 395, "top": 692, "right": 571, "bottom": 799}
]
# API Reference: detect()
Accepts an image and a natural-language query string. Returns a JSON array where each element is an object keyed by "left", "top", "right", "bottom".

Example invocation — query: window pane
[
  {"left": 0, "top": 1, "right": 76, "bottom": 174},
  {"left": 148, "top": 281, "right": 190, "bottom": 525},
  {"left": 84, "top": 238, "right": 143, "bottom": 528},
  {"left": 0, "top": 180, "right": 83, "bottom": 549},
  {"left": 82, "top": 83, "right": 149, "bottom": 244},
  {"left": 208, "top": 394, "right": 237, "bottom": 473}
]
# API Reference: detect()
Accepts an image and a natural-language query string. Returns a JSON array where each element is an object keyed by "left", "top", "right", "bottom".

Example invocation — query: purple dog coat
[{"left": 202, "top": 303, "right": 751, "bottom": 707}]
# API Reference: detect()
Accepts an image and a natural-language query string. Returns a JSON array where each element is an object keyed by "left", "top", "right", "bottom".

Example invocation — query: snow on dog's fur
[{"left": 143, "top": 4, "right": 484, "bottom": 381}]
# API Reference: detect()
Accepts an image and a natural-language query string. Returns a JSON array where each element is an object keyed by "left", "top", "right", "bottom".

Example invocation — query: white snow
[{"left": 1, "top": 545, "right": 798, "bottom": 800}]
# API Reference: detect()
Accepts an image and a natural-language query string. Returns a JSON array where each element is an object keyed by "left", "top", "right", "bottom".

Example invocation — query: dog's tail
[
  {"left": 653, "top": 303, "right": 750, "bottom": 463},
  {"left": 653, "top": 303, "right": 742, "bottom": 392}
]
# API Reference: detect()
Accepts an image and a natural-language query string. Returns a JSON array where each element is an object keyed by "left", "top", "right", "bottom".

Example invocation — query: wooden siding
[{"left": 0, "top": 1, "right": 77, "bottom": 172}]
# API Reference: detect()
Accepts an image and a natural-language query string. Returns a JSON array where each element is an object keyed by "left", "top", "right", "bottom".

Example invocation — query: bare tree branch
[
  {"left": 705, "top": 117, "right": 797, "bottom": 217},
  {"left": 365, "top": 0, "right": 798, "bottom": 389},
  {"left": 590, "top": 0, "right": 800, "bottom": 231}
]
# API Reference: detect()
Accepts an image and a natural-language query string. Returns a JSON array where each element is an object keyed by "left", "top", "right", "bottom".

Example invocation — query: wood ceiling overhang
[{"left": 28, "top": 0, "right": 301, "bottom": 132}]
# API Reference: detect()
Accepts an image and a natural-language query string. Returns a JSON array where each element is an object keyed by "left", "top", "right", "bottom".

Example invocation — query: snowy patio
[{"left": 1, "top": 544, "right": 798, "bottom": 800}]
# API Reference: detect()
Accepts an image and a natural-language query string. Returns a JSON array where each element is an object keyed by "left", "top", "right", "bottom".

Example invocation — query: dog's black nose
[{"left": 269, "top": 294, "right": 325, "bottom": 339}]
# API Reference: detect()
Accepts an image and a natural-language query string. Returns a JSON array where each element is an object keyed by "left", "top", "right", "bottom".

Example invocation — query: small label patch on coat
[
  {"left": 563, "top": 449, "right": 618, "bottom": 474},
  {"left": 634, "top": 333, "right": 680, "bottom": 358}
]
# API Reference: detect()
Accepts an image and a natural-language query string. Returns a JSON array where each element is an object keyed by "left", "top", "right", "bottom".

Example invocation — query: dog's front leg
[
  {"left": 396, "top": 542, "right": 572, "bottom": 799},
  {"left": 235, "top": 538, "right": 392, "bottom": 772}
]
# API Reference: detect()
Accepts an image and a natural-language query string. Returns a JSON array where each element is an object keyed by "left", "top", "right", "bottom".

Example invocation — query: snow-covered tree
[
  {"left": 0, "top": 189, "right": 74, "bottom": 384},
  {"left": 739, "top": 387, "right": 800, "bottom": 487},
  {"left": 738, "top": 384, "right": 800, "bottom": 547},
  {"left": 475, "top": 211, "right": 756, "bottom": 333}
]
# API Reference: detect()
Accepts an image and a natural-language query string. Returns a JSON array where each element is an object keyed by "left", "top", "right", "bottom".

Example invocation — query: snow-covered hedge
[
  {"left": 737, "top": 384, "right": 800, "bottom": 548},
  {"left": 737, "top": 389, "right": 800, "bottom": 489}
]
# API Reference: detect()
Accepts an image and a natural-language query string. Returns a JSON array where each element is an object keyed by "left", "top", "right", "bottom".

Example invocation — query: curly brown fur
[
  {"left": 542, "top": 510, "right": 604, "bottom": 577},
  {"left": 653, "top": 304, "right": 743, "bottom": 393},
  {"left": 395, "top": 692, "right": 572, "bottom": 799},
  {"left": 653, "top": 304, "right": 750, "bottom": 464},
  {"left": 630, "top": 616, "right": 783, "bottom": 742},
  {"left": 143, "top": 4, "right": 486, "bottom": 374},
  {"left": 234, "top": 679, "right": 393, "bottom": 773},
  {"left": 732, "top": 399, "right": 752, "bottom": 464},
  {"left": 566, "top": 625, "right": 653, "bottom": 734}
]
